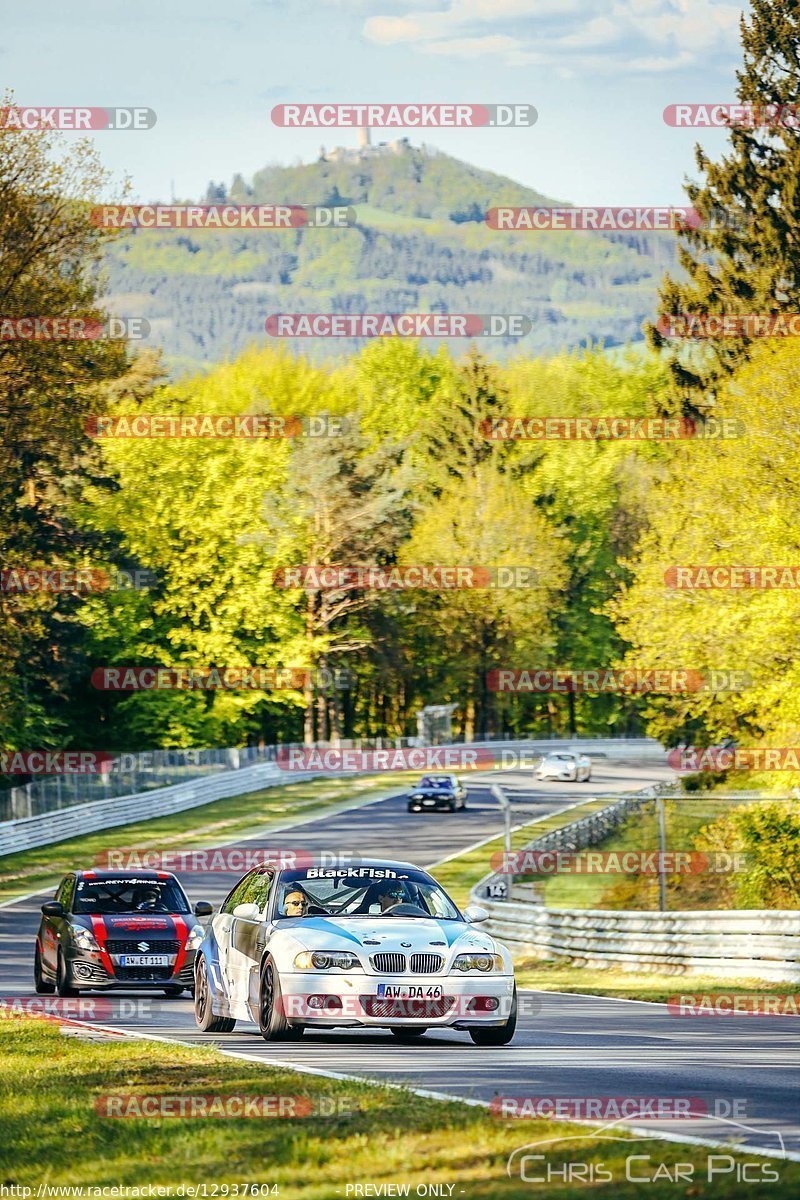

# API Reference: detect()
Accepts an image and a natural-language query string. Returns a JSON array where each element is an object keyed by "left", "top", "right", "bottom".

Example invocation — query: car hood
[
  {"left": 286, "top": 915, "right": 497, "bottom": 958},
  {"left": 411, "top": 787, "right": 454, "bottom": 796},
  {"left": 70, "top": 913, "right": 189, "bottom": 939}
]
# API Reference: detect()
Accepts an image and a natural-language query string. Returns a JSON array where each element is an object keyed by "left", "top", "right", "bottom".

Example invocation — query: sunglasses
[{"left": 286, "top": 898, "right": 306, "bottom": 907}]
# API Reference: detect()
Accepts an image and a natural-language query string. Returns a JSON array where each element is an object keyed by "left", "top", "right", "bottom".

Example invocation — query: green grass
[
  {"left": 514, "top": 959, "right": 800, "bottom": 1004},
  {"left": 0, "top": 772, "right": 419, "bottom": 904},
  {"left": 1, "top": 1016, "right": 795, "bottom": 1197},
  {"left": 430, "top": 797, "right": 613, "bottom": 909},
  {"left": 535, "top": 798, "right": 742, "bottom": 910}
]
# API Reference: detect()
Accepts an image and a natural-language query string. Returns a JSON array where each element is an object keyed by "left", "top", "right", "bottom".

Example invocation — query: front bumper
[
  {"left": 408, "top": 796, "right": 457, "bottom": 809},
  {"left": 277, "top": 971, "right": 515, "bottom": 1028},
  {"left": 66, "top": 947, "right": 196, "bottom": 990}
]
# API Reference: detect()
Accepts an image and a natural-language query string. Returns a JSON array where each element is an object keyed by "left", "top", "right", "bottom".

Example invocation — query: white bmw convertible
[{"left": 194, "top": 859, "right": 517, "bottom": 1045}]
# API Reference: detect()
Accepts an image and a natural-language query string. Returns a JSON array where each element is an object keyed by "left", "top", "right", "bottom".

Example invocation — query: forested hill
[{"left": 105, "top": 142, "right": 680, "bottom": 375}]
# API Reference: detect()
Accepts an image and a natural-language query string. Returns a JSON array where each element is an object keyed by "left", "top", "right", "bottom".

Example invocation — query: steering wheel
[{"left": 381, "top": 902, "right": 429, "bottom": 916}]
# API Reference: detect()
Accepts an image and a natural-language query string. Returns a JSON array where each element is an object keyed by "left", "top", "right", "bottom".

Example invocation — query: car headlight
[
  {"left": 186, "top": 924, "right": 205, "bottom": 950},
  {"left": 71, "top": 926, "right": 99, "bottom": 952},
  {"left": 452, "top": 953, "right": 502, "bottom": 972},
  {"left": 294, "top": 951, "right": 362, "bottom": 971}
]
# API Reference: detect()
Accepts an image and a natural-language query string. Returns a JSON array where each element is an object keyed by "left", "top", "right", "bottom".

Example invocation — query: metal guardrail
[
  {"left": 0, "top": 762, "right": 315, "bottom": 858},
  {"left": 476, "top": 903, "right": 800, "bottom": 982},
  {"left": 472, "top": 784, "right": 800, "bottom": 981},
  {"left": 0, "top": 735, "right": 667, "bottom": 860},
  {"left": 1, "top": 735, "right": 665, "bottom": 823}
]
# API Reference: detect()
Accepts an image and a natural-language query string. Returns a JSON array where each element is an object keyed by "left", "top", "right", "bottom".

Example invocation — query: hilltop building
[{"left": 319, "top": 132, "right": 411, "bottom": 164}]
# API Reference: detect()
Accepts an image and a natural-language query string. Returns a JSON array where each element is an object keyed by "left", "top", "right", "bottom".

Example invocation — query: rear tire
[
  {"left": 258, "top": 957, "right": 302, "bottom": 1040},
  {"left": 194, "top": 957, "right": 236, "bottom": 1033},
  {"left": 34, "top": 944, "right": 55, "bottom": 994},
  {"left": 56, "top": 951, "right": 78, "bottom": 997},
  {"left": 390, "top": 1027, "right": 428, "bottom": 1040},
  {"left": 469, "top": 988, "right": 517, "bottom": 1046}
]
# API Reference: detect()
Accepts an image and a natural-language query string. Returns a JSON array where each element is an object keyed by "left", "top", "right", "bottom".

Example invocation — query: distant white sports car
[
  {"left": 536, "top": 751, "right": 592, "bottom": 782},
  {"left": 194, "top": 859, "right": 516, "bottom": 1045}
]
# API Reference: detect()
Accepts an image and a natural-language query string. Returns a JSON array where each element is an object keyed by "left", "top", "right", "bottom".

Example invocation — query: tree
[
  {"left": 270, "top": 426, "right": 414, "bottom": 744},
  {"left": 0, "top": 97, "right": 130, "bottom": 749},
  {"left": 648, "top": 1, "right": 800, "bottom": 413},
  {"left": 613, "top": 340, "right": 800, "bottom": 767}
]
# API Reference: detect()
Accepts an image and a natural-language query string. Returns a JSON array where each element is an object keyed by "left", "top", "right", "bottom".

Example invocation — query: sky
[{"left": 4, "top": 0, "right": 749, "bottom": 205}]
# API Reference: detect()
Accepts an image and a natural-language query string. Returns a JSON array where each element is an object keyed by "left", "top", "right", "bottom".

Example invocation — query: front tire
[
  {"left": 469, "top": 987, "right": 517, "bottom": 1046},
  {"left": 34, "top": 944, "right": 55, "bottom": 994},
  {"left": 56, "top": 950, "right": 78, "bottom": 997},
  {"left": 258, "top": 957, "right": 303, "bottom": 1041},
  {"left": 163, "top": 986, "right": 185, "bottom": 996},
  {"left": 194, "top": 957, "right": 235, "bottom": 1033}
]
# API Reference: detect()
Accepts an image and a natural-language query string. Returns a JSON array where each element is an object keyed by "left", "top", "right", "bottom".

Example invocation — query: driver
[
  {"left": 283, "top": 889, "right": 308, "bottom": 918},
  {"left": 377, "top": 884, "right": 406, "bottom": 912},
  {"left": 136, "top": 887, "right": 161, "bottom": 912}
]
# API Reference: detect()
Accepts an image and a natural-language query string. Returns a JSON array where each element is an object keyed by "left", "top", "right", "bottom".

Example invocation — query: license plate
[
  {"left": 377, "top": 984, "right": 443, "bottom": 999},
  {"left": 118, "top": 954, "right": 171, "bottom": 966},
  {"left": 423, "top": 798, "right": 437, "bottom": 805}
]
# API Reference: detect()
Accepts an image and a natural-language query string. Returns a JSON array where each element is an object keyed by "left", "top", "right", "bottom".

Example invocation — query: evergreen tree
[{"left": 649, "top": 0, "right": 800, "bottom": 413}]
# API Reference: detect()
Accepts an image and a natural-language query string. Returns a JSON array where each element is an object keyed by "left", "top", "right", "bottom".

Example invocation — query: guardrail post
[
  {"left": 490, "top": 783, "right": 512, "bottom": 901},
  {"left": 657, "top": 796, "right": 668, "bottom": 912}
]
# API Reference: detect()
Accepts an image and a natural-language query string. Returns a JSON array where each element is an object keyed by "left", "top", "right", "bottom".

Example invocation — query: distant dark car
[
  {"left": 407, "top": 774, "right": 467, "bottom": 813},
  {"left": 34, "top": 869, "right": 213, "bottom": 997}
]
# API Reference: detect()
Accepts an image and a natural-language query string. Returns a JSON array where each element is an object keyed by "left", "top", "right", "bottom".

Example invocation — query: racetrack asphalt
[{"left": 2, "top": 757, "right": 798, "bottom": 1159}]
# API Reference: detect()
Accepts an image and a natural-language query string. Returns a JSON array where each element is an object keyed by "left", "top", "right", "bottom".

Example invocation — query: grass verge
[
  {"left": 0, "top": 772, "right": 419, "bottom": 904},
  {"left": 430, "top": 797, "right": 612, "bottom": 909},
  {"left": 514, "top": 959, "right": 798, "bottom": 1004},
  {"left": 0, "top": 1015, "right": 795, "bottom": 1198}
]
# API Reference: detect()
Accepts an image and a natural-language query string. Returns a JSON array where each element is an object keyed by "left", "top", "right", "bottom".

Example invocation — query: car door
[
  {"left": 228, "top": 869, "right": 274, "bottom": 1018},
  {"left": 42, "top": 875, "right": 73, "bottom": 972},
  {"left": 211, "top": 872, "right": 256, "bottom": 1001}
]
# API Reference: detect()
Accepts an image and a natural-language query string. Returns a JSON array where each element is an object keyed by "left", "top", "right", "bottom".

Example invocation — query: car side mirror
[
  {"left": 233, "top": 902, "right": 260, "bottom": 920},
  {"left": 463, "top": 904, "right": 489, "bottom": 924},
  {"left": 194, "top": 901, "right": 213, "bottom": 917},
  {"left": 41, "top": 901, "right": 64, "bottom": 917}
]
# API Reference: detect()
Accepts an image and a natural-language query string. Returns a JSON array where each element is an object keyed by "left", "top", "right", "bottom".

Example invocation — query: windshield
[
  {"left": 419, "top": 776, "right": 454, "bottom": 789},
  {"left": 276, "top": 866, "right": 461, "bottom": 920},
  {"left": 73, "top": 877, "right": 190, "bottom": 914}
]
